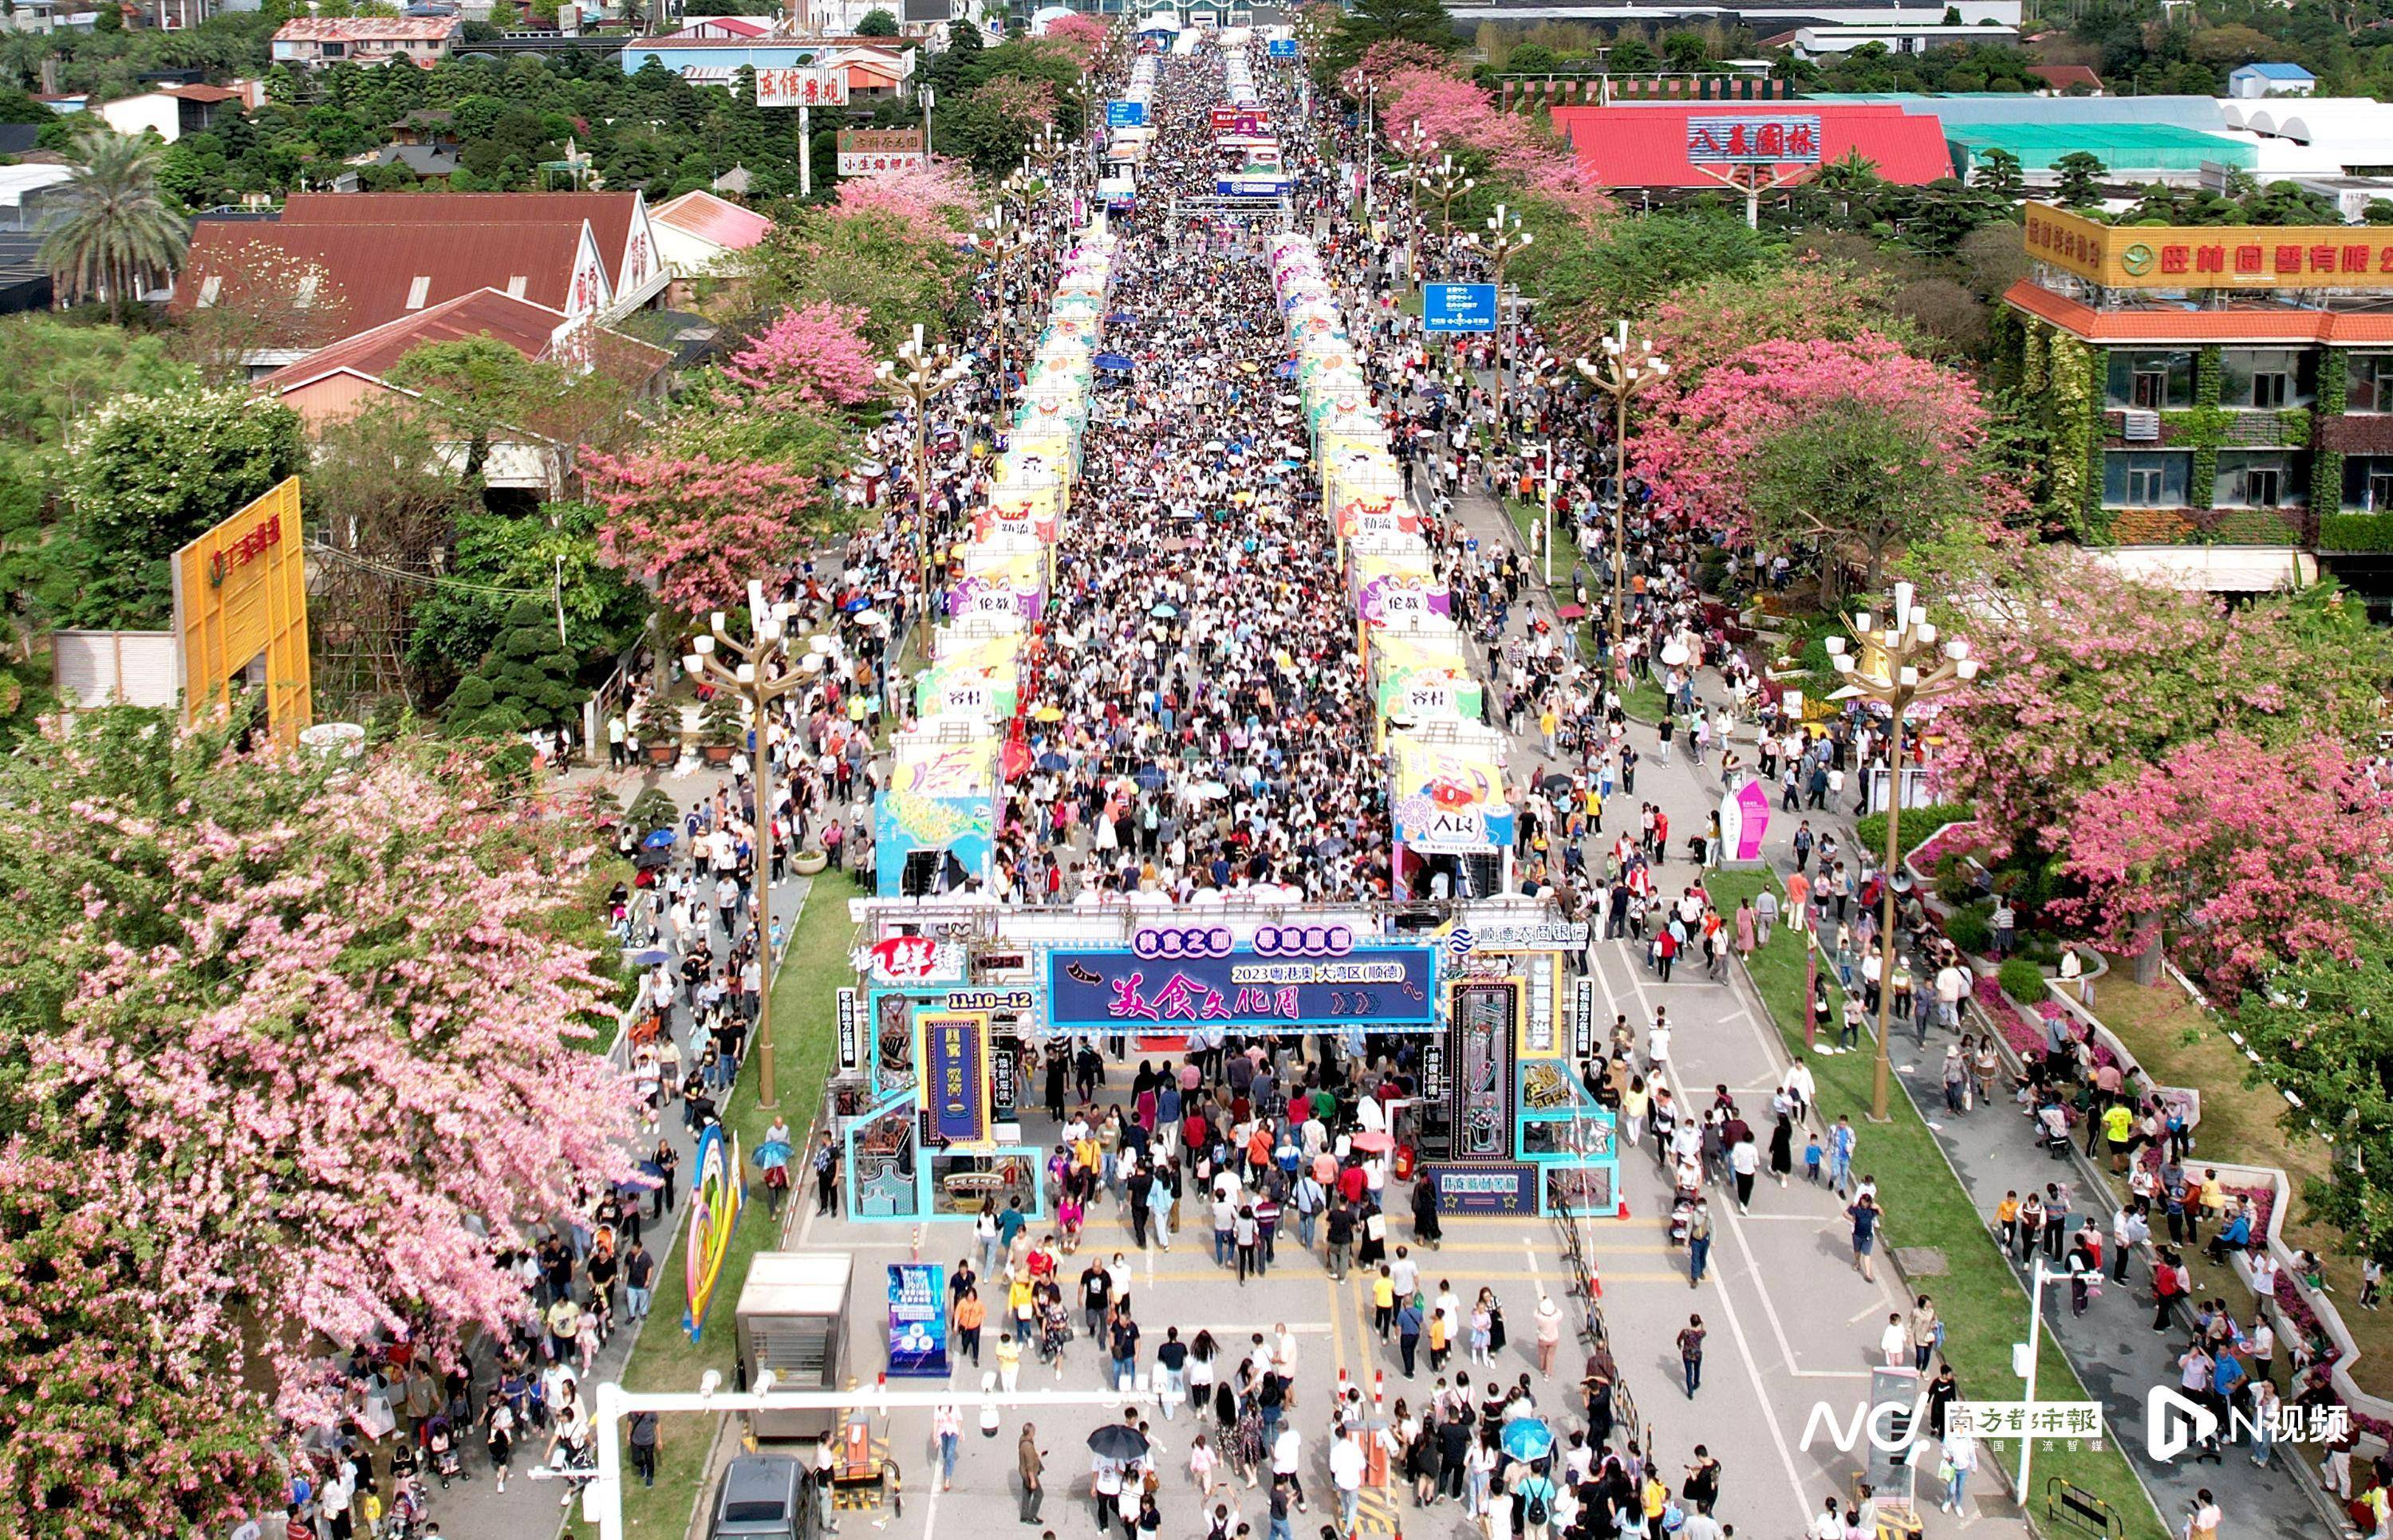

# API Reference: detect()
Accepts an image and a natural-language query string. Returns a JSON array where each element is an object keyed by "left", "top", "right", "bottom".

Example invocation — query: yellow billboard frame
[{"left": 171, "top": 476, "right": 311, "bottom": 743}]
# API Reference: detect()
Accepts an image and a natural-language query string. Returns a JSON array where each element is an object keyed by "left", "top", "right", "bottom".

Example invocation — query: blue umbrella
[
  {"left": 1106, "top": 312, "right": 1137, "bottom": 324},
  {"left": 626, "top": 947, "right": 672, "bottom": 967},
  {"left": 841, "top": 593, "right": 871, "bottom": 613},
  {"left": 641, "top": 828, "right": 677, "bottom": 849},
  {"left": 1094, "top": 353, "right": 1136, "bottom": 372},
  {"left": 1151, "top": 601, "right": 1177, "bottom": 617},
  {"left": 1035, "top": 751, "right": 1068, "bottom": 771},
  {"left": 1275, "top": 360, "right": 1297, "bottom": 377},
  {"left": 755, "top": 1138, "right": 794, "bottom": 1172},
  {"left": 1500, "top": 1419, "right": 1555, "bottom": 1462},
  {"left": 1133, "top": 766, "right": 1167, "bottom": 791}
]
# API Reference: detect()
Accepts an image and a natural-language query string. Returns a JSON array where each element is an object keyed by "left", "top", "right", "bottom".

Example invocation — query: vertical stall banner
[
  {"left": 918, "top": 1009, "right": 991, "bottom": 1145},
  {"left": 887, "top": 1262, "right": 949, "bottom": 1377}
]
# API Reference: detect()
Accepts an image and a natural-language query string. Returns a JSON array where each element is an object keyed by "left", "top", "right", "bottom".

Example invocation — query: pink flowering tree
[
  {"left": 1039, "top": 10, "right": 1110, "bottom": 58},
  {"left": 1936, "top": 560, "right": 2393, "bottom": 852},
  {"left": 834, "top": 156, "right": 980, "bottom": 241},
  {"left": 0, "top": 713, "right": 645, "bottom": 1538},
  {"left": 586, "top": 447, "right": 830, "bottom": 616},
  {"left": 1647, "top": 258, "right": 1918, "bottom": 390},
  {"left": 1627, "top": 334, "right": 2022, "bottom": 589},
  {"left": 1338, "top": 41, "right": 1452, "bottom": 99},
  {"left": 1370, "top": 64, "right": 1606, "bottom": 226},
  {"left": 725, "top": 301, "right": 877, "bottom": 410},
  {"left": 2056, "top": 732, "right": 2393, "bottom": 995}
]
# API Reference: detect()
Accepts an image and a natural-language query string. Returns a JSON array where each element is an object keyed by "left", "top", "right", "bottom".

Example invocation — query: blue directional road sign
[
  {"left": 1422, "top": 282, "right": 1499, "bottom": 334},
  {"left": 1267, "top": 38, "right": 1299, "bottom": 57},
  {"left": 1106, "top": 100, "right": 1149, "bottom": 129}
]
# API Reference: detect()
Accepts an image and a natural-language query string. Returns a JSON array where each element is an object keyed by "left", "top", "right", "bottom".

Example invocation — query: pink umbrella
[{"left": 1350, "top": 1131, "right": 1395, "bottom": 1154}]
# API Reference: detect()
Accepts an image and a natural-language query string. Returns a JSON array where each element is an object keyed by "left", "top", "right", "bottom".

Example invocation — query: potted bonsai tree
[{"left": 700, "top": 688, "right": 746, "bottom": 766}]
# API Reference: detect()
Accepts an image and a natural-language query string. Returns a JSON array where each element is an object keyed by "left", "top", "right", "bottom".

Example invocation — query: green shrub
[
  {"left": 2019, "top": 937, "right": 2062, "bottom": 968},
  {"left": 1945, "top": 900, "right": 1993, "bottom": 955},
  {"left": 1855, "top": 802, "right": 1974, "bottom": 857},
  {"left": 1998, "top": 958, "right": 2048, "bottom": 1005}
]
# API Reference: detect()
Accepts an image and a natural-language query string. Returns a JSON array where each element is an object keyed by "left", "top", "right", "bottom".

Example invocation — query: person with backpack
[{"left": 1512, "top": 1461, "right": 1558, "bottom": 1540}]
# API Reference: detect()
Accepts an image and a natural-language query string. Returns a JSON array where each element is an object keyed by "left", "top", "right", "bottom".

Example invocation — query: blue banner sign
[
  {"left": 1267, "top": 38, "right": 1299, "bottom": 57},
  {"left": 1422, "top": 283, "right": 1499, "bottom": 334},
  {"left": 1045, "top": 934, "right": 1439, "bottom": 1029},
  {"left": 1216, "top": 175, "right": 1289, "bottom": 198},
  {"left": 887, "top": 1262, "right": 949, "bottom": 1377},
  {"left": 1424, "top": 1162, "right": 1539, "bottom": 1215},
  {"left": 1106, "top": 100, "right": 1149, "bottom": 129},
  {"left": 918, "top": 1010, "right": 988, "bottom": 1145}
]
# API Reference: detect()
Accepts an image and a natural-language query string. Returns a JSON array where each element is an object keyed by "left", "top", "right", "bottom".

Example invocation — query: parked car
[{"left": 711, "top": 1454, "right": 805, "bottom": 1540}]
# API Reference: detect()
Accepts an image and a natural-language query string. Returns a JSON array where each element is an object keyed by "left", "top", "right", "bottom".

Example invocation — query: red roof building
[
  {"left": 252, "top": 288, "right": 672, "bottom": 492},
  {"left": 175, "top": 218, "right": 613, "bottom": 356},
  {"left": 277, "top": 191, "right": 666, "bottom": 306},
  {"left": 1549, "top": 103, "right": 1956, "bottom": 189}
]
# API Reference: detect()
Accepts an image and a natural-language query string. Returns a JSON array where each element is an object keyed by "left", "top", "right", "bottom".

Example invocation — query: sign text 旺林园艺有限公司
[
  {"left": 1043, "top": 945, "right": 1440, "bottom": 1029},
  {"left": 2024, "top": 202, "right": 2393, "bottom": 289}
]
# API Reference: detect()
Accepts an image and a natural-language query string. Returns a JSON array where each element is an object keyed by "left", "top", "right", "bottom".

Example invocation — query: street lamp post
[
  {"left": 876, "top": 324, "right": 968, "bottom": 650},
  {"left": 972, "top": 202, "right": 1031, "bottom": 417},
  {"left": 1574, "top": 323, "right": 1666, "bottom": 656},
  {"left": 680, "top": 581, "right": 815, "bottom": 1110},
  {"left": 1468, "top": 203, "right": 1532, "bottom": 439},
  {"left": 1823, "top": 581, "right": 1984, "bottom": 1124}
]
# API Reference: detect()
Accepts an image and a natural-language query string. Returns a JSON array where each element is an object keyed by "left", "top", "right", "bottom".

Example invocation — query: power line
[{"left": 304, "top": 538, "right": 547, "bottom": 600}]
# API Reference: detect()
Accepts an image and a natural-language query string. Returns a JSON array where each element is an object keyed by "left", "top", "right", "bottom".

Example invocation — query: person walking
[
  {"left": 935, "top": 1403, "right": 963, "bottom": 1491},
  {"left": 1686, "top": 1198, "right": 1713, "bottom": 1289},
  {"left": 1533, "top": 1294, "right": 1563, "bottom": 1377},
  {"left": 1677, "top": 1314, "right": 1706, "bottom": 1399},
  {"left": 1847, "top": 1192, "right": 1882, "bottom": 1283},
  {"left": 1019, "top": 1423, "right": 1047, "bottom": 1523}
]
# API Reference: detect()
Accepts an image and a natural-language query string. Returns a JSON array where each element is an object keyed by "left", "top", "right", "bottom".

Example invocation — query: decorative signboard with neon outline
[{"left": 681, "top": 1122, "right": 745, "bottom": 1341}]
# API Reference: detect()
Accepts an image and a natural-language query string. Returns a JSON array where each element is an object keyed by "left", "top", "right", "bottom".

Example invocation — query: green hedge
[
  {"left": 1946, "top": 900, "right": 1993, "bottom": 955},
  {"left": 2319, "top": 512, "right": 2393, "bottom": 551},
  {"left": 1855, "top": 801, "right": 1973, "bottom": 860},
  {"left": 1997, "top": 957, "right": 2048, "bottom": 1005}
]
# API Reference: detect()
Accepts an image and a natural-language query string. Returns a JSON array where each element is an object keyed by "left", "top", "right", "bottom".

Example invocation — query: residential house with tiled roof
[
  {"left": 270, "top": 16, "right": 461, "bottom": 68},
  {"left": 276, "top": 191, "right": 671, "bottom": 313},
  {"left": 650, "top": 189, "right": 772, "bottom": 293},
  {"left": 254, "top": 286, "right": 672, "bottom": 494},
  {"left": 174, "top": 215, "right": 613, "bottom": 369}
]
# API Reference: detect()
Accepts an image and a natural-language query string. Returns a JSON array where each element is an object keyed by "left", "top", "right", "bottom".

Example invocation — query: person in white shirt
[
  {"left": 1810, "top": 1496, "right": 1847, "bottom": 1539},
  {"left": 1329, "top": 1436, "right": 1366, "bottom": 1531}
]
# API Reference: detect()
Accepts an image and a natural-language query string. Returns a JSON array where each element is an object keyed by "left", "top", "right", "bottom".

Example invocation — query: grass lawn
[
  {"left": 596, "top": 868, "right": 866, "bottom": 1540},
  {"left": 2081, "top": 960, "right": 2393, "bottom": 1401},
  {"left": 1708, "top": 872, "right": 2169, "bottom": 1540}
]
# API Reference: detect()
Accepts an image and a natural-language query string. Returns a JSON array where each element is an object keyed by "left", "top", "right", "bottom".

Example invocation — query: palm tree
[{"left": 41, "top": 128, "right": 188, "bottom": 321}]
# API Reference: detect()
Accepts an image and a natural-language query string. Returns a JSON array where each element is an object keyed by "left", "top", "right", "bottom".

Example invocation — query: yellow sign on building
[
  {"left": 2026, "top": 201, "right": 2393, "bottom": 289},
  {"left": 171, "top": 476, "right": 311, "bottom": 742}
]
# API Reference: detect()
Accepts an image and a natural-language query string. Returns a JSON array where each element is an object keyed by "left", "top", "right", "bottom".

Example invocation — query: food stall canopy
[{"left": 1390, "top": 728, "right": 1516, "bottom": 854}]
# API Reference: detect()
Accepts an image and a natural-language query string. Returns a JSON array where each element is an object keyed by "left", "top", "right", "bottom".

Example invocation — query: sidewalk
[
  {"left": 434, "top": 761, "right": 814, "bottom": 1540},
  {"left": 1894, "top": 1000, "right": 2340, "bottom": 1540},
  {"left": 1421, "top": 457, "right": 2345, "bottom": 1540},
  {"left": 1419, "top": 471, "right": 2035, "bottom": 1533}
]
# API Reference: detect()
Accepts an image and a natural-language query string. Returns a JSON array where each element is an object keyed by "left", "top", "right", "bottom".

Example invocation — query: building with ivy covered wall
[{"left": 1995, "top": 200, "right": 2393, "bottom": 593}]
